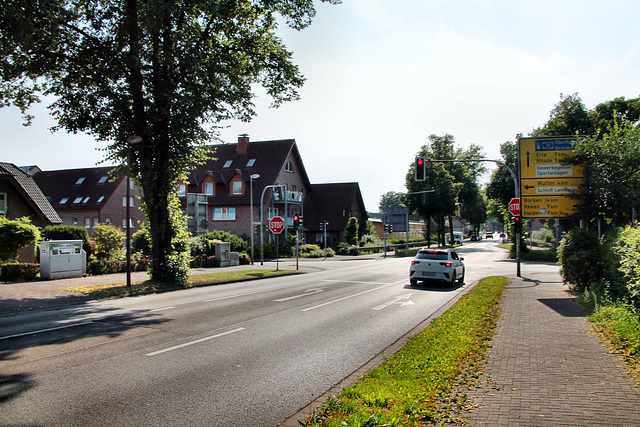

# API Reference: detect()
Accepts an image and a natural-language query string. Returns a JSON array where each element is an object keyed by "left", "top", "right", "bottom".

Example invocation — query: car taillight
[
  {"left": 440, "top": 262, "right": 452, "bottom": 267},
  {"left": 411, "top": 260, "right": 420, "bottom": 265}
]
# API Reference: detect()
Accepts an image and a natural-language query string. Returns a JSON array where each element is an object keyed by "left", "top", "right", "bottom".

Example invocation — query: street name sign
[
  {"left": 519, "top": 137, "right": 585, "bottom": 218},
  {"left": 269, "top": 216, "right": 285, "bottom": 234}
]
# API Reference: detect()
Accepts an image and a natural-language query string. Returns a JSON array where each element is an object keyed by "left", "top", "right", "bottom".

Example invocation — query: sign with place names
[{"left": 519, "top": 137, "right": 585, "bottom": 218}]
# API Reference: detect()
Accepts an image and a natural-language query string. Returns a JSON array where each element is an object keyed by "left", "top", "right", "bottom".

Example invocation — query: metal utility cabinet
[{"left": 40, "top": 240, "right": 86, "bottom": 279}]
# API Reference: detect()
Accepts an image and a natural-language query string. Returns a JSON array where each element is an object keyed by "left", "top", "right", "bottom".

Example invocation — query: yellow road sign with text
[{"left": 519, "top": 137, "right": 584, "bottom": 219}]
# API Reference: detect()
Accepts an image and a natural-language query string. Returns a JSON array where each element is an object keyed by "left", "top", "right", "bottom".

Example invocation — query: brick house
[
  {"left": 0, "top": 163, "right": 62, "bottom": 262},
  {"left": 179, "top": 136, "right": 368, "bottom": 245},
  {"left": 32, "top": 166, "right": 144, "bottom": 237}
]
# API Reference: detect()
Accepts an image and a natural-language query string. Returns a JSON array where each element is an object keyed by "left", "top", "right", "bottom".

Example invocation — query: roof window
[
  {"left": 82, "top": 197, "right": 90, "bottom": 204},
  {"left": 97, "top": 196, "right": 105, "bottom": 203},
  {"left": 73, "top": 197, "right": 83, "bottom": 204},
  {"left": 60, "top": 197, "right": 69, "bottom": 204},
  {"left": 246, "top": 159, "right": 256, "bottom": 167},
  {"left": 98, "top": 175, "right": 108, "bottom": 184},
  {"left": 223, "top": 160, "right": 233, "bottom": 168},
  {"left": 75, "top": 177, "right": 86, "bottom": 185}
]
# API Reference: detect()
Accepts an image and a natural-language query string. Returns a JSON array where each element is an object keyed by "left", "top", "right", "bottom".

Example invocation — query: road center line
[
  {"left": 145, "top": 327, "right": 246, "bottom": 357},
  {"left": 0, "top": 321, "right": 94, "bottom": 341},
  {"left": 302, "top": 280, "right": 405, "bottom": 312}
]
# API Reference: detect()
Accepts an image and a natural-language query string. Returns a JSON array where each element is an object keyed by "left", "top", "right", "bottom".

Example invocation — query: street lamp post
[
  {"left": 249, "top": 174, "right": 260, "bottom": 265},
  {"left": 126, "top": 135, "right": 142, "bottom": 288}
]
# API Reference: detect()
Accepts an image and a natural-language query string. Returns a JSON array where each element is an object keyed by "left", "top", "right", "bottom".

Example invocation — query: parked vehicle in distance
[
  {"left": 499, "top": 233, "right": 506, "bottom": 239},
  {"left": 470, "top": 234, "right": 480, "bottom": 241},
  {"left": 485, "top": 232, "right": 493, "bottom": 239},
  {"left": 410, "top": 248, "right": 465, "bottom": 287}
]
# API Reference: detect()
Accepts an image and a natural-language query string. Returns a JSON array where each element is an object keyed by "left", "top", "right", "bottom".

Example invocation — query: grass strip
[
  {"left": 302, "top": 276, "right": 508, "bottom": 427},
  {"left": 61, "top": 269, "right": 304, "bottom": 298}
]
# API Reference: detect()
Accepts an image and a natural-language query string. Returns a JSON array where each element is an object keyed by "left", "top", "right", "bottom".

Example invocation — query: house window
[
  {"left": 223, "top": 160, "right": 233, "bottom": 168},
  {"left": 232, "top": 181, "right": 242, "bottom": 195},
  {"left": 122, "top": 218, "right": 135, "bottom": 229},
  {"left": 285, "top": 161, "right": 294, "bottom": 173},
  {"left": 98, "top": 175, "right": 108, "bottom": 184},
  {"left": 177, "top": 184, "right": 186, "bottom": 197},
  {"left": 75, "top": 177, "right": 86, "bottom": 185},
  {"left": 204, "top": 183, "right": 214, "bottom": 195},
  {"left": 246, "top": 159, "right": 256, "bottom": 167},
  {"left": 92, "top": 217, "right": 99, "bottom": 227},
  {"left": 213, "top": 208, "right": 236, "bottom": 221},
  {"left": 60, "top": 197, "right": 69, "bottom": 204},
  {"left": 84, "top": 218, "right": 91, "bottom": 228},
  {"left": 82, "top": 197, "right": 90, "bottom": 204},
  {"left": 122, "top": 196, "right": 135, "bottom": 207},
  {"left": 104, "top": 217, "right": 112, "bottom": 225},
  {"left": 0, "top": 193, "right": 6, "bottom": 215}
]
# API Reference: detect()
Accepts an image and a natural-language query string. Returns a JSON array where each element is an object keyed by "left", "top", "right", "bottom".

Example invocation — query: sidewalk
[{"left": 462, "top": 271, "right": 640, "bottom": 426}]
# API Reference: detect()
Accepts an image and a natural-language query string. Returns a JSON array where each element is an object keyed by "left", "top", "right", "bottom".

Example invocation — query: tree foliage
[
  {"left": 0, "top": 0, "right": 338, "bottom": 284},
  {"left": 0, "top": 217, "right": 40, "bottom": 263},
  {"left": 345, "top": 217, "right": 358, "bottom": 246},
  {"left": 93, "top": 223, "right": 125, "bottom": 261}
]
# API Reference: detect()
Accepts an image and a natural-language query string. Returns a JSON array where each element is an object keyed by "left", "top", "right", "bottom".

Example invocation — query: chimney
[{"left": 237, "top": 134, "right": 249, "bottom": 155}]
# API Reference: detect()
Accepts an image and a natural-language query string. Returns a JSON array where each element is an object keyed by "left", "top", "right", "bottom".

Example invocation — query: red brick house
[{"left": 32, "top": 166, "right": 144, "bottom": 237}]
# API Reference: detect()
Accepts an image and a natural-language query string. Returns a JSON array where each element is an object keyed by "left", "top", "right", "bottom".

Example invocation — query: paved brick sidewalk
[{"left": 462, "top": 271, "right": 640, "bottom": 426}]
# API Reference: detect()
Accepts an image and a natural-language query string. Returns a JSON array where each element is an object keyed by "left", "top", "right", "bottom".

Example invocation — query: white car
[{"left": 409, "top": 248, "right": 465, "bottom": 287}]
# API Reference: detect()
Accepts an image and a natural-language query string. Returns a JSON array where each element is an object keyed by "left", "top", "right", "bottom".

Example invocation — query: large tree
[{"left": 0, "top": 0, "right": 338, "bottom": 284}]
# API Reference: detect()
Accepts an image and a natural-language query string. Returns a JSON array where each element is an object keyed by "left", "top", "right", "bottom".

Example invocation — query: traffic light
[
  {"left": 384, "top": 223, "right": 393, "bottom": 234},
  {"left": 293, "top": 215, "right": 300, "bottom": 231},
  {"left": 415, "top": 157, "right": 426, "bottom": 181},
  {"left": 513, "top": 216, "right": 522, "bottom": 233}
]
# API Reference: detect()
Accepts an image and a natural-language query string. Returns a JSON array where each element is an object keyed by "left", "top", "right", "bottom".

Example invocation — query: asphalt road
[{"left": 0, "top": 240, "right": 556, "bottom": 426}]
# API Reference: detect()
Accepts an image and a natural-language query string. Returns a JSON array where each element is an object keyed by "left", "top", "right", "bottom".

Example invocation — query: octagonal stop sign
[
  {"left": 509, "top": 198, "right": 521, "bottom": 216},
  {"left": 269, "top": 216, "right": 285, "bottom": 234}
]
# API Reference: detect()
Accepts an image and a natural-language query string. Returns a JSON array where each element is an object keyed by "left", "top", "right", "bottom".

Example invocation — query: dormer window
[
  {"left": 232, "top": 181, "right": 242, "bottom": 195},
  {"left": 285, "top": 161, "right": 294, "bottom": 173},
  {"left": 75, "top": 177, "right": 85, "bottom": 185},
  {"left": 177, "top": 184, "right": 186, "bottom": 197},
  {"left": 223, "top": 160, "right": 233, "bottom": 168}
]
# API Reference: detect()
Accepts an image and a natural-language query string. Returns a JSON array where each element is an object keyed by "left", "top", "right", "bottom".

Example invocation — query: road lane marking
[
  {"left": 372, "top": 293, "right": 414, "bottom": 311},
  {"left": 0, "top": 321, "right": 94, "bottom": 341},
  {"left": 274, "top": 288, "right": 324, "bottom": 302},
  {"left": 302, "top": 280, "right": 405, "bottom": 312},
  {"left": 145, "top": 327, "right": 246, "bottom": 356},
  {"left": 150, "top": 306, "right": 175, "bottom": 312}
]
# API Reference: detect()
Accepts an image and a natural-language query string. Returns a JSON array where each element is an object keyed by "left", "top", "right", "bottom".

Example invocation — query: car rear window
[{"left": 416, "top": 251, "right": 448, "bottom": 260}]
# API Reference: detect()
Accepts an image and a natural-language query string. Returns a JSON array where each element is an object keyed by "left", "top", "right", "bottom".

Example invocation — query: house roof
[
  {"left": 0, "top": 162, "right": 62, "bottom": 224},
  {"left": 187, "top": 139, "right": 312, "bottom": 205},
  {"left": 33, "top": 166, "right": 124, "bottom": 212},
  {"left": 304, "top": 182, "right": 367, "bottom": 231}
]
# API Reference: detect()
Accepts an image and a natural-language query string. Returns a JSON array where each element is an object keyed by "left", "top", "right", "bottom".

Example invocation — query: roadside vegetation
[
  {"left": 62, "top": 269, "right": 304, "bottom": 298},
  {"left": 301, "top": 276, "right": 508, "bottom": 426}
]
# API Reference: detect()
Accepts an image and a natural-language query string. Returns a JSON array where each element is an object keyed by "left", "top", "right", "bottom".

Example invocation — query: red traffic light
[
  {"left": 416, "top": 158, "right": 424, "bottom": 166},
  {"left": 293, "top": 215, "right": 299, "bottom": 221}
]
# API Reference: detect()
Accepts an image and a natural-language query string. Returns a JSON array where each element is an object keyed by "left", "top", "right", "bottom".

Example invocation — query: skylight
[
  {"left": 246, "top": 159, "right": 256, "bottom": 167},
  {"left": 223, "top": 160, "right": 233, "bottom": 168},
  {"left": 98, "top": 175, "right": 108, "bottom": 184},
  {"left": 73, "top": 197, "right": 83, "bottom": 203},
  {"left": 97, "top": 196, "right": 105, "bottom": 203},
  {"left": 60, "top": 197, "right": 69, "bottom": 204},
  {"left": 75, "top": 177, "right": 85, "bottom": 185},
  {"left": 82, "top": 197, "right": 90, "bottom": 204}
]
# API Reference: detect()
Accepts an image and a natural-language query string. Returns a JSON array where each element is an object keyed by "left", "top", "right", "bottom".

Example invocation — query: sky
[{"left": 2, "top": 0, "right": 640, "bottom": 212}]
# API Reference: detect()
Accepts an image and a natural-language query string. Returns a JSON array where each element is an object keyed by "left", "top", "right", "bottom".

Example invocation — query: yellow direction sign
[{"left": 519, "top": 137, "right": 585, "bottom": 218}]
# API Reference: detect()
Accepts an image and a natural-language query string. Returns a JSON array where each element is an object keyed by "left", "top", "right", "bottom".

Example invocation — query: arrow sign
[
  {"left": 274, "top": 288, "right": 324, "bottom": 302},
  {"left": 372, "top": 293, "right": 414, "bottom": 311}
]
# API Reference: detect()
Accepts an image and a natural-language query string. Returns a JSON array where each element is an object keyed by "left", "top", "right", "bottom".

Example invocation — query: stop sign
[
  {"left": 268, "top": 216, "right": 285, "bottom": 234},
  {"left": 508, "top": 198, "right": 521, "bottom": 216}
]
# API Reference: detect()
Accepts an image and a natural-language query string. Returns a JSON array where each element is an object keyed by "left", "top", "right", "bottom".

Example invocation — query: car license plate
[{"left": 421, "top": 272, "right": 436, "bottom": 277}]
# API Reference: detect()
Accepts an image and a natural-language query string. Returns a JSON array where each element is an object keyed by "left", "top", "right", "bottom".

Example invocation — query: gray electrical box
[{"left": 40, "top": 240, "right": 86, "bottom": 279}]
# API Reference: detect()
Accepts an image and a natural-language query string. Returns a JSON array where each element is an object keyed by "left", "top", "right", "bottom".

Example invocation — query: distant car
[
  {"left": 485, "top": 232, "right": 493, "bottom": 239},
  {"left": 499, "top": 233, "right": 506, "bottom": 239},
  {"left": 410, "top": 248, "right": 465, "bottom": 287},
  {"left": 470, "top": 234, "right": 479, "bottom": 241}
]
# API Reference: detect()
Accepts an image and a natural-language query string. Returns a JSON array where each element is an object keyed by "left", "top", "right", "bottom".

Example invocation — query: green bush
[
  {"left": 558, "top": 228, "right": 604, "bottom": 292},
  {"left": 0, "top": 263, "right": 39, "bottom": 282},
  {"left": 0, "top": 217, "right": 41, "bottom": 263},
  {"left": 93, "top": 223, "right": 125, "bottom": 260},
  {"left": 203, "top": 230, "right": 248, "bottom": 253}
]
